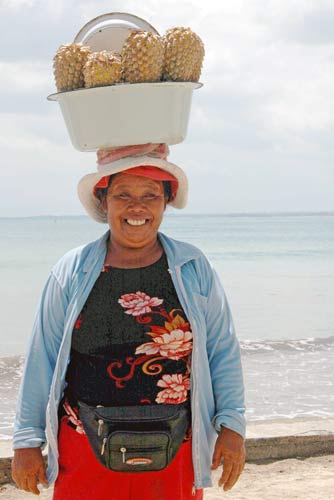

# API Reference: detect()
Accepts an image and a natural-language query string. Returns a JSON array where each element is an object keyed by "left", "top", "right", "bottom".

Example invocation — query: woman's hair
[{"left": 95, "top": 175, "right": 172, "bottom": 203}]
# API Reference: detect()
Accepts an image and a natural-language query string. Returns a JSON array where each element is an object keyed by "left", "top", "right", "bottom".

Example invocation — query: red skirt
[{"left": 53, "top": 417, "right": 204, "bottom": 500}]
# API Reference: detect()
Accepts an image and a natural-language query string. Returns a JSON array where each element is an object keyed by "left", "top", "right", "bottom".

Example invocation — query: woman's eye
[
  {"left": 143, "top": 193, "right": 158, "bottom": 200},
  {"left": 115, "top": 193, "right": 130, "bottom": 199}
]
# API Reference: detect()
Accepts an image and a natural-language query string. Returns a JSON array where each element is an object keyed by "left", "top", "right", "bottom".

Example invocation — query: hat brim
[{"left": 77, "top": 156, "right": 188, "bottom": 223}]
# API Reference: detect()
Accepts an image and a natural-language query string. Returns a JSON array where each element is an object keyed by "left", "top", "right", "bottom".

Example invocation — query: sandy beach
[{"left": 1, "top": 455, "right": 334, "bottom": 499}]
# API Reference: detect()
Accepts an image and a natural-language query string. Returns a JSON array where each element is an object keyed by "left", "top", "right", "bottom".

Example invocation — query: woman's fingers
[
  {"left": 212, "top": 427, "right": 246, "bottom": 491},
  {"left": 218, "top": 459, "right": 233, "bottom": 487},
  {"left": 17, "top": 477, "right": 28, "bottom": 493},
  {"left": 37, "top": 463, "right": 49, "bottom": 487},
  {"left": 211, "top": 446, "right": 222, "bottom": 470},
  {"left": 26, "top": 474, "right": 40, "bottom": 495},
  {"left": 14, "top": 472, "right": 42, "bottom": 495},
  {"left": 12, "top": 447, "right": 47, "bottom": 494},
  {"left": 220, "top": 461, "right": 243, "bottom": 491}
]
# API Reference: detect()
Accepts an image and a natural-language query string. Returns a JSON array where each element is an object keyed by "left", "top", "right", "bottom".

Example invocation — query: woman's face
[{"left": 101, "top": 173, "right": 167, "bottom": 249}]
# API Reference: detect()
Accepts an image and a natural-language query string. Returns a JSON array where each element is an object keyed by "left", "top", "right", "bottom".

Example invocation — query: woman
[{"left": 12, "top": 143, "right": 246, "bottom": 499}]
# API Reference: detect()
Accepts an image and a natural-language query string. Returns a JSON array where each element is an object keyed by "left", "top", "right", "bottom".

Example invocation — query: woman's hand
[
  {"left": 211, "top": 426, "right": 246, "bottom": 491},
  {"left": 12, "top": 447, "right": 48, "bottom": 495}
]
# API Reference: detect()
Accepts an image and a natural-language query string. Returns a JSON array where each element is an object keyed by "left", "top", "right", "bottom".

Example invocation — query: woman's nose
[{"left": 127, "top": 195, "right": 146, "bottom": 208}]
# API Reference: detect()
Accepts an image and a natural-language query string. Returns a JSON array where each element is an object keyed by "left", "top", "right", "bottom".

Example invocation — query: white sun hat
[{"left": 77, "top": 154, "right": 188, "bottom": 223}]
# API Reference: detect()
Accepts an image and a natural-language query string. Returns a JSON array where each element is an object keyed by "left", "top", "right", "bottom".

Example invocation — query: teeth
[{"left": 126, "top": 219, "right": 146, "bottom": 226}]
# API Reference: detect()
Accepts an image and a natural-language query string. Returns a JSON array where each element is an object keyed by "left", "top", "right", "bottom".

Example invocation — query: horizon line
[{"left": 1, "top": 210, "right": 334, "bottom": 219}]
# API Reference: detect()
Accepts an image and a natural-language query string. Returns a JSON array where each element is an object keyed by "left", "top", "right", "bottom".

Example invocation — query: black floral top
[{"left": 59, "top": 251, "right": 193, "bottom": 438}]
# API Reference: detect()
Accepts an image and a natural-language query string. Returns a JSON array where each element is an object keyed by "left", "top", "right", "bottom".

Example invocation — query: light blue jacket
[{"left": 13, "top": 230, "right": 246, "bottom": 489}]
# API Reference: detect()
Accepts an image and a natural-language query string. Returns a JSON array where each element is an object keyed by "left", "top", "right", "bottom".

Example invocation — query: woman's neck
[{"left": 104, "top": 236, "right": 163, "bottom": 268}]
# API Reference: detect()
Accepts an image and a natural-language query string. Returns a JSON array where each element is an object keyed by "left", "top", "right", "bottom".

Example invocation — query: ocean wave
[
  {"left": 0, "top": 434, "right": 12, "bottom": 441},
  {"left": 240, "top": 335, "right": 334, "bottom": 354},
  {"left": 0, "top": 356, "right": 24, "bottom": 379},
  {"left": 1, "top": 337, "right": 334, "bottom": 370},
  {"left": 246, "top": 409, "right": 334, "bottom": 422}
]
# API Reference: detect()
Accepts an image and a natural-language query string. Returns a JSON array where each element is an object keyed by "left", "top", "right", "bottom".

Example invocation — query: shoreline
[{"left": 246, "top": 415, "right": 334, "bottom": 437}]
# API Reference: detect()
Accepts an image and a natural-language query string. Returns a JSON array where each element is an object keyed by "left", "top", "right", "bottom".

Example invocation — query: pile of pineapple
[{"left": 53, "top": 27, "right": 205, "bottom": 92}]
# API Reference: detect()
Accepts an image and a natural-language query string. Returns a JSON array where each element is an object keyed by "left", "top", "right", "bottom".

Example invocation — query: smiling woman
[
  {"left": 12, "top": 143, "right": 246, "bottom": 500},
  {"left": 100, "top": 173, "right": 171, "bottom": 265}
]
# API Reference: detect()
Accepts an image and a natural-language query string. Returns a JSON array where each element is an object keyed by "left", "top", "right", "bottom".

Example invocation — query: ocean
[{"left": 1, "top": 213, "right": 333, "bottom": 439}]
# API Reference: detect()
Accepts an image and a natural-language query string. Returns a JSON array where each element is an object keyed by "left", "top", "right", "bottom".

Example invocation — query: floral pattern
[
  {"left": 118, "top": 292, "right": 163, "bottom": 316},
  {"left": 63, "top": 289, "right": 193, "bottom": 436},
  {"left": 74, "top": 314, "right": 83, "bottom": 330},
  {"left": 135, "top": 329, "right": 193, "bottom": 360},
  {"left": 135, "top": 313, "right": 193, "bottom": 360},
  {"left": 63, "top": 399, "right": 85, "bottom": 434},
  {"left": 156, "top": 374, "right": 191, "bottom": 404},
  {"left": 107, "top": 291, "right": 192, "bottom": 404}
]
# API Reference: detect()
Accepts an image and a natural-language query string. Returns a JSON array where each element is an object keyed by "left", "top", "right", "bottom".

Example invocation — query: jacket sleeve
[
  {"left": 205, "top": 266, "right": 246, "bottom": 438},
  {"left": 13, "top": 271, "right": 68, "bottom": 450}
]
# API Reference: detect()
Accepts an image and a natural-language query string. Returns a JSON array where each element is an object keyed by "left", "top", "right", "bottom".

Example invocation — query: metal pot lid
[{"left": 73, "top": 12, "right": 160, "bottom": 54}]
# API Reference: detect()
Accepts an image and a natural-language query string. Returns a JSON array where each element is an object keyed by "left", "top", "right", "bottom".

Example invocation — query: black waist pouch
[{"left": 78, "top": 401, "right": 191, "bottom": 472}]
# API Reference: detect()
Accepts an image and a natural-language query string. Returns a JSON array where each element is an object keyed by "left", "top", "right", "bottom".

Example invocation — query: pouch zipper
[
  {"left": 97, "top": 419, "right": 104, "bottom": 436},
  {"left": 113, "top": 446, "right": 164, "bottom": 452},
  {"left": 101, "top": 437, "right": 107, "bottom": 455},
  {"left": 118, "top": 445, "right": 164, "bottom": 462}
]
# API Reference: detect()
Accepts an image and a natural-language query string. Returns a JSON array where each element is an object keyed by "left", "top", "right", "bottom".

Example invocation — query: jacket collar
[{"left": 82, "top": 229, "right": 200, "bottom": 273}]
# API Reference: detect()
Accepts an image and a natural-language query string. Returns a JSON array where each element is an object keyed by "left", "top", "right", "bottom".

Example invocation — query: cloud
[
  {"left": 267, "top": 2, "right": 334, "bottom": 45},
  {"left": 2, "top": 0, "right": 35, "bottom": 7},
  {"left": 0, "top": 60, "right": 54, "bottom": 114},
  {"left": 0, "top": 112, "right": 68, "bottom": 150},
  {"left": 0, "top": 61, "right": 51, "bottom": 92},
  {"left": 1, "top": 0, "right": 334, "bottom": 215}
]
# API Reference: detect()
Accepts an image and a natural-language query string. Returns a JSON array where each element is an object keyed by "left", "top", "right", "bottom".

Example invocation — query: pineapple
[
  {"left": 122, "top": 30, "right": 165, "bottom": 83},
  {"left": 83, "top": 51, "right": 122, "bottom": 88},
  {"left": 53, "top": 43, "right": 91, "bottom": 92},
  {"left": 163, "top": 27, "right": 205, "bottom": 82}
]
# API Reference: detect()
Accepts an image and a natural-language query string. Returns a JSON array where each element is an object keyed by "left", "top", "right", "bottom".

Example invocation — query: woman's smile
[{"left": 125, "top": 218, "right": 149, "bottom": 226}]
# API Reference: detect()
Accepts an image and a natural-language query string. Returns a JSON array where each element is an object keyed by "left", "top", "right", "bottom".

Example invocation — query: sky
[{"left": 1, "top": 0, "right": 334, "bottom": 216}]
